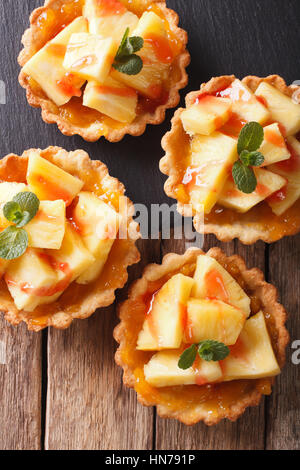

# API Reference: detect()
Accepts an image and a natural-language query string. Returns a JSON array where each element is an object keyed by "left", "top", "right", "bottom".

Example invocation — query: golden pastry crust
[
  {"left": 114, "top": 247, "right": 289, "bottom": 425},
  {"left": 18, "top": 0, "right": 190, "bottom": 142},
  {"left": 160, "top": 74, "right": 300, "bottom": 244},
  {"left": 0, "top": 146, "right": 140, "bottom": 331}
]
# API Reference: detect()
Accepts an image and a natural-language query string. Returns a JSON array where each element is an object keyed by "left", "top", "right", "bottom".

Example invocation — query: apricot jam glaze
[
  {"left": 121, "top": 258, "right": 273, "bottom": 418},
  {"left": 173, "top": 84, "right": 300, "bottom": 242}
]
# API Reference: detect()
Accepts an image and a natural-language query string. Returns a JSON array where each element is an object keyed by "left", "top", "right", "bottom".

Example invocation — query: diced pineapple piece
[
  {"left": 22, "top": 17, "right": 88, "bottom": 106},
  {"left": 268, "top": 182, "right": 300, "bottom": 216},
  {"left": 63, "top": 33, "right": 117, "bottom": 83},
  {"left": 192, "top": 255, "right": 250, "bottom": 316},
  {"left": 184, "top": 298, "right": 246, "bottom": 346},
  {"left": 218, "top": 168, "right": 287, "bottom": 213},
  {"left": 111, "top": 11, "right": 171, "bottom": 99},
  {"left": 0, "top": 183, "right": 28, "bottom": 229},
  {"left": 137, "top": 274, "right": 194, "bottom": 351},
  {"left": 219, "top": 79, "right": 271, "bottom": 125},
  {"left": 83, "top": 77, "right": 137, "bottom": 123},
  {"left": 26, "top": 200, "right": 66, "bottom": 250},
  {"left": 185, "top": 132, "right": 238, "bottom": 214},
  {"left": 181, "top": 96, "right": 232, "bottom": 136},
  {"left": 255, "top": 82, "right": 300, "bottom": 136},
  {"left": 73, "top": 192, "right": 120, "bottom": 284},
  {"left": 222, "top": 311, "right": 280, "bottom": 381},
  {"left": 259, "top": 123, "right": 290, "bottom": 166},
  {"left": 83, "top": 0, "right": 138, "bottom": 42},
  {"left": 269, "top": 136, "right": 300, "bottom": 183},
  {"left": 27, "top": 152, "right": 84, "bottom": 206},
  {"left": 5, "top": 248, "right": 60, "bottom": 312},
  {"left": 47, "top": 221, "right": 95, "bottom": 284},
  {"left": 268, "top": 136, "right": 300, "bottom": 215},
  {"left": 144, "top": 350, "right": 222, "bottom": 387}
]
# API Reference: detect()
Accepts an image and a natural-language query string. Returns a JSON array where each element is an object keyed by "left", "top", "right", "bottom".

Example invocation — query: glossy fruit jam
[
  {"left": 27, "top": 0, "right": 184, "bottom": 131},
  {"left": 120, "top": 254, "right": 274, "bottom": 420},
  {"left": 172, "top": 78, "right": 300, "bottom": 242},
  {"left": 0, "top": 149, "right": 131, "bottom": 328}
]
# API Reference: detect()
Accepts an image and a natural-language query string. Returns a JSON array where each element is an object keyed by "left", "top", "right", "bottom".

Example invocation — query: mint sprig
[
  {"left": 112, "top": 28, "right": 144, "bottom": 75},
  {"left": 178, "top": 340, "right": 230, "bottom": 370},
  {"left": 232, "top": 122, "right": 265, "bottom": 194},
  {"left": 0, "top": 191, "right": 40, "bottom": 260},
  {"left": 0, "top": 226, "right": 28, "bottom": 260}
]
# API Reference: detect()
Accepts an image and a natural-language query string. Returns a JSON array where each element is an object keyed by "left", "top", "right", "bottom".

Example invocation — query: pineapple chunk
[
  {"left": 185, "top": 132, "right": 238, "bottom": 214},
  {"left": 144, "top": 350, "right": 222, "bottom": 387},
  {"left": 83, "top": 0, "right": 138, "bottom": 42},
  {"left": 137, "top": 274, "right": 194, "bottom": 351},
  {"left": 0, "top": 183, "right": 28, "bottom": 229},
  {"left": 218, "top": 168, "right": 287, "bottom": 213},
  {"left": 47, "top": 221, "right": 95, "bottom": 285},
  {"left": 268, "top": 136, "right": 300, "bottom": 215},
  {"left": 73, "top": 192, "right": 120, "bottom": 284},
  {"left": 22, "top": 17, "right": 88, "bottom": 106},
  {"left": 111, "top": 11, "right": 171, "bottom": 99},
  {"left": 255, "top": 82, "right": 300, "bottom": 136},
  {"left": 63, "top": 33, "right": 117, "bottom": 83},
  {"left": 5, "top": 248, "right": 60, "bottom": 312},
  {"left": 192, "top": 255, "right": 250, "bottom": 316},
  {"left": 181, "top": 96, "right": 232, "bottom": 136},
  {"left": 222, "top": 311, "right": 280, "bottom": 381},
  {"left": 26, "top": 200, "right": 66, "bottom": 250},
  {"left": 259, "top": 123, "right": 290, "bottom": 166},
  {"left": 27, "top": 152, "right": 84, "bottom": 206},
  {"left": 83, "top": 77, "right": 137, "bottom": 123},
  {"left": 184, "top": 298, "right": 246, "bottom": 346},
  {"left": 219, "top": 79, "right": 270, "bottom": 125}
]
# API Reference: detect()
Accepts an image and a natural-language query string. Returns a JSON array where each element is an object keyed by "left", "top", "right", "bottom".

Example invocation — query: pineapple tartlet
[
  {"left": 114, "top": 248, "right": 289, "bottom": 426},
  {"left": 18, "top": 0, "right": 189, "bottom": 142},
  {"left": 0, "top": 147, "right": 140, "bottom": 331},
  {"left": 160, "top": 75, "right": 300, "bottom": 244}
]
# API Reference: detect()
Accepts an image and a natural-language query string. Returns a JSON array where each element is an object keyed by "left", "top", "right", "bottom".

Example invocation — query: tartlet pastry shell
[
  {"left": 160, "top": 75, "right": 300, "bottom": 244},
  {"left": 0, "top": 147, "right": 140, "bottom": 331},
  {"left": 18, "top": 0, "right": 190, "bottom": 142},
  {"left": 114, "top": 247, "right": 289, "bottom": 425}
]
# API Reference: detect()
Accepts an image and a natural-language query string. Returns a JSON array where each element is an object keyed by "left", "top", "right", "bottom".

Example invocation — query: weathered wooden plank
[
  {"left": 0, "top": 318, "right": 42, "bottom": 450},
  {"left": 45, "top": 239, "right": 160, "bottom": 450},
  {"left": 266, "top": 234, "right": 300, "bottom": 450},
  {"left": 156, "top": 235, "right": 266, "bottom": 450}
]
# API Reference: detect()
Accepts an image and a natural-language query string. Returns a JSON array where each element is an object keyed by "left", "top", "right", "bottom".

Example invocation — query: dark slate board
[{"left": 0, "top": 0, "right": 299, "bottom": 210}]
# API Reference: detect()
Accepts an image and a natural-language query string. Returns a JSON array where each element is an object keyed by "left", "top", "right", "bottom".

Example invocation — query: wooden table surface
[{"left": 0, "top": 0, "right": 299, "bottom": 450}]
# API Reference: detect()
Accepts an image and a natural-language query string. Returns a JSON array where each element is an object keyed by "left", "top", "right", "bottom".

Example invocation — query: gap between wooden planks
[{"left": 0, "top": 234, "right": 299, "bottom": 450}]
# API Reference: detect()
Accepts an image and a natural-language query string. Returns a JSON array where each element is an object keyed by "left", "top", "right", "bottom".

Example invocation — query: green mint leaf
[
  {"left": 114, "top": 28, "right": 144, "bottom": 76},
  {"left": 129, "top": 36, "right": 144, "bottom": 53},
  {"left": 116, "top": 28, "right": 131, "bottom": 58},
  {"left": 178, "top": 344, "right": 197, "bottom": 370},
  {"left": 240, "top": 150, "right": 265, "bottom": 167},
  {"left": 232, "top": 160, "right": 257, "bottom": 194},
  {"left": 237, "top": 122, "right": 264, "bottom": 155},
  {"left": 198, "top": 340, "right": 230, "bottom": 362},
  {"left": 113, "top": 55, "right": 143, "bottom": 75},
  {"left": 3, "top": 201, "right": 23, "bottom": 225},
  {"left": 13, "top": 192, "right": 40, "bottom": 226},
  {"left": 0, "top": 226, "right": 28, "bottom": 260}
]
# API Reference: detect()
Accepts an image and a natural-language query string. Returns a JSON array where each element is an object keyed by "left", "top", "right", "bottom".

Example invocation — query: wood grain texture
[
  {"left": 266, "top": 235, "right": 300, "bottom": 450},
  {"left": 0, "top": 318, "right": 42, "bottom": 450}
]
